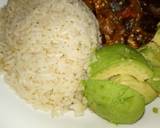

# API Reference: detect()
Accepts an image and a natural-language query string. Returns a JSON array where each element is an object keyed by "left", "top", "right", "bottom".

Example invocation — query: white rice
[{"left": 2, "top": 0, "right": 100, "bottom": 114}]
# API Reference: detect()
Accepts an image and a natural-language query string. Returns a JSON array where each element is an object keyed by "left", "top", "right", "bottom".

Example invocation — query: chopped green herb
[{"left": 152, "top": 107, "right": 159, "bottom": 113}]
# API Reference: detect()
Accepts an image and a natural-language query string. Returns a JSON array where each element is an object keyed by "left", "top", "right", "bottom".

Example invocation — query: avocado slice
[
  {"left": 89, "top": 44, "right": 153, "bottom": 81},
  {"left": 148, "top": 80, "right": 160, "bottom": 93},
  {"left": 110, "top": 75, "right": 157, "bottom": 104},
  {"left": 147, "top": 67, "right": 160, "bottom": 93},
  {"left": 139, "top": 41, "right": 160, "bottom": 93},
  {"left": 84, "top": 79, "right": 145, "bottom": 124},
  {"left": 140, "top": 42, "right": 160, "bottom": 67}
]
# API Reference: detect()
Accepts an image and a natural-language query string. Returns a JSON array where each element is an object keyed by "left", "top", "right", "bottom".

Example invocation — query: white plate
[{"left": 0, "top": 0, "right": 160, "bottom": 128}]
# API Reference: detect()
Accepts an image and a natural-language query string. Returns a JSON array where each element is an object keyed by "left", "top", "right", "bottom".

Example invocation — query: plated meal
[{"left": 0, "top": 0, "right": 160, "bottom": 125}]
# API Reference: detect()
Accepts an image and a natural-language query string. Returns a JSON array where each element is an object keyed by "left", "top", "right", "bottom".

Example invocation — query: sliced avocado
[
  {"left": 84, "top": 79, "right": 145, "bottom": 124},
  {"left": 148, "top": 80, "right": 160, "bottom": 93},
  {"left": 139, "top": 41, "right": 160, "bottom": 93},
  {"left": 89, "top": 44, "right": 153, "bottom": 81},
  {"left": 140, "top": 42, "right": 160, "bottom": 67},
  {"left": 147, "top": 67, "right": 160, "bottom": 93},
  {"left": 91, "top": 60, "right": 152, "bottom": 81},
  {"left": 110, "top": 75, "right": 157, "bottom": 104}
]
